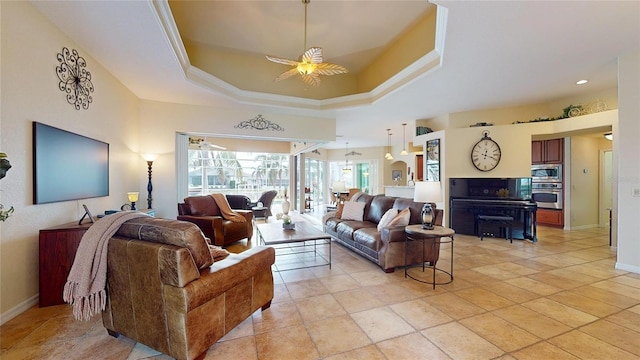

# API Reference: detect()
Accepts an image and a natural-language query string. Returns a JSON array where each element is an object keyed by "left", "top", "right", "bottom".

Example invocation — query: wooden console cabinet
[
  {"left": 38, "top": 209, "right": 155, "bottom": 307},
  {"left": 39, "top": 221, "right": 91, "bottom": 307}
]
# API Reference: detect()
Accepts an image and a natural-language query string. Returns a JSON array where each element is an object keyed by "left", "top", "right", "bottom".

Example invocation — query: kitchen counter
[{"left": 384, "top": 186, "right": 415, "bottom": 199}]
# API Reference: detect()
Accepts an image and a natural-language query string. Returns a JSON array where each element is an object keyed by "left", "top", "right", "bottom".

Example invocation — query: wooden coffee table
[{"left": 256, "top": 220, "right": 331, "bottom": 271}]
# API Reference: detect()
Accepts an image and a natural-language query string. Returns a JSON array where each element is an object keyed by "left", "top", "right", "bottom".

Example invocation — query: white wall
[
  {"left": 615, "top": 51, "right": 640, "bottom": 273},
  {"left": 0, "top": 2, "right": 141, "bottom": 320}
]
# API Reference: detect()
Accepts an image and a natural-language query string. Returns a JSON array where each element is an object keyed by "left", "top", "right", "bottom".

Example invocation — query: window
[{"left": 187, "top": 149, "right": 289, "bottom": 201}]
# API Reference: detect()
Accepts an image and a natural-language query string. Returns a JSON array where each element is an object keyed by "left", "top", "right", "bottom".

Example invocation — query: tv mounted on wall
[{"left": 33, "top": 122, "right": 109, "bottom": 204}]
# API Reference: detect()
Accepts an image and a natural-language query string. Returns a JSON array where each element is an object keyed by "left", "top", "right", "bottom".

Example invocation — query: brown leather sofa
[
  {"left": 102, "top": 217, "right": 275, "bottom": 360},
  {"left": 323, "top": 193, "right": 443, "bottom": 273},
  {"left": 177, "top": 195, "right": 254, "bottom": 246}
]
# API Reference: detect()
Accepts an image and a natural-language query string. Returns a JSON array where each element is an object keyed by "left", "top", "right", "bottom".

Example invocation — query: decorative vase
[
  {"left": 283, "top": 222, "right": 295, "bottom": 230},
  {"left": 282, "top": 196, "right": 290, "bottom": 215}
]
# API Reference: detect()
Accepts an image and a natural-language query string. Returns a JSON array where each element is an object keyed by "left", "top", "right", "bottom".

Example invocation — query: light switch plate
[{"left": 633, "top": 188, "right": 640, "bottom": 197}]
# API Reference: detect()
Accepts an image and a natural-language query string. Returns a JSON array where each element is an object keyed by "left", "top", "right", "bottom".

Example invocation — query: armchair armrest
[{"left": 177, "top": 215, "right": 224, "bottom": 244}]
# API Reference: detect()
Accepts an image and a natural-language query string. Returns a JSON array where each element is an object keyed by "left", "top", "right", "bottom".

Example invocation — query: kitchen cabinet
[
  {"left": 532, "top": 138, "right": 563, "bottom": 164},
  {"left": 537, "top": 208, "right": 563, "bottom": 227}
]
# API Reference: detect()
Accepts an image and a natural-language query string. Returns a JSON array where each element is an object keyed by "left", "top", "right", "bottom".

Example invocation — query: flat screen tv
[{"left": 33, "top": 122, "right": 109, "bottom": 204}]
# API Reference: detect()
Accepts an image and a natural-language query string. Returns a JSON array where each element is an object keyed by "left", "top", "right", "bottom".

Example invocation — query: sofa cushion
[
  {"left": 393, "top": 198, "right": 425, "bottom": 225},
  {"left": 377, "top": 208, "right": 399, "bottom": 231},
  {"left": 353, "top": 227, "right": 383, "bottom": 252},
  {"left": 336, "top": 203, "right": 345, "bottom": 219},
  {"left": 387, "top": 208, "right": 410, "bottom": 227},
  {"left": 341, "top": 201, "right": 365, "bottom": 221},
  {"left": 366, "top": 195, "right": 396, "bottom": 224},
  {"left": 184, "top": 196, "right": 221, "bottom": 217},
  {"left": 336, "top": 220, "right": 376, "bottom": 240},
  {"left": 116, "top": 217, "right": 214, "bottom": 269}
]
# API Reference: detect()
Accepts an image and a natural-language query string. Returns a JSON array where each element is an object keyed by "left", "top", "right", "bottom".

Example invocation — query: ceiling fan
[{"left": 265, "top": 0, "right": 348, "bottom": 87}]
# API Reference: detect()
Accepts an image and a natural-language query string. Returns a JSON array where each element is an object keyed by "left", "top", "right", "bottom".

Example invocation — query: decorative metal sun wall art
[
  {"left": 56, "top": 47, "right": 95, "bottom": 110},
  {"left": 235, "top": 115, "right": 284, "bottom": 131}
]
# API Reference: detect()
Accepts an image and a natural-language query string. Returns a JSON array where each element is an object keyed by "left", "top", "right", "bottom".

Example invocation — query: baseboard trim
[
  {"left": 0, "top": 294, "right": 39, "bottom": 325},
  {"left": 615, "top": 262, "right": 640, "bottom": 275}
]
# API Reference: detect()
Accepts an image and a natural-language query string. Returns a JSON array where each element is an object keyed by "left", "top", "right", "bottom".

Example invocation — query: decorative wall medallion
[
  {"left": 56, "top": 47, "right": 94, "bottom": 110},
  {"left": 235, "top": 115, "right": 284, "bottom": 131}
]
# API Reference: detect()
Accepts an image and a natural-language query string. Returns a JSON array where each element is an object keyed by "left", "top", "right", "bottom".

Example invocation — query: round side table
[{"left": 404, "top": 225, "right": 455, "bottom": 289}]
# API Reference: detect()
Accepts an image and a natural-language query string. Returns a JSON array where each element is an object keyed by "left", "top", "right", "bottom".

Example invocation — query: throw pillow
[
  {"left": 336, "top": 203, "right": 344, "bottom": 219},
  {"left": 387, "top": 207, "right": 410, "bottom": 227},
  {"left": 377, "top": 208, "right": 399, "bottom": 231},
  {"left": 340, "top": 201, "right": 366, "bottom": 221},
  {"left": 208, "top": 244, "right": 230, "bottom": 261}
]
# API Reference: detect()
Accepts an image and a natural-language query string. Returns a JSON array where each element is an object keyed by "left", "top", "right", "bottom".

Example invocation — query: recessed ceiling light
[{"left": 576, "top": 79, "right": 588, "bottom": 85}]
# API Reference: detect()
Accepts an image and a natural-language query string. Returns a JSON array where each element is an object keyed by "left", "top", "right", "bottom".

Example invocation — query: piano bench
[{"left": 477, "top": 215, "right": 514, "bottom": 243}]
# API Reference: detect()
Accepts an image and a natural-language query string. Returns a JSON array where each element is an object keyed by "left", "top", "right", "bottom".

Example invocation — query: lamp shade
[
  {"left": 127, "top": 192, "right": 139, "bottom": 202},
  {"left": 413, "top": 181, "right": 442, "bottom": 203},
  {"left": 141, "top": 153, "right": 158, "bottom": 162},
  {"left": 332, "top": 181, "right": 346, "bottom": 192}
]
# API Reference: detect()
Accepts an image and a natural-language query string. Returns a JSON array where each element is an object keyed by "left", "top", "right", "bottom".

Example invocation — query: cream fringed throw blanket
[
  {"left": 210, "top": 193, "right": 246, "bottom": 223},
  {"left": 64, "top": 211, "right": 150, "bottom": 321}
]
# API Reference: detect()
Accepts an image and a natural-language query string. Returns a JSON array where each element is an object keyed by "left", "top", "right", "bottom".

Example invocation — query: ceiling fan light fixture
[
  {"left": 400, "top": 123, "right": 408, "bottom": 155},
  {"left": 265, "top": 0, "right": 348, "bottom": 86}
]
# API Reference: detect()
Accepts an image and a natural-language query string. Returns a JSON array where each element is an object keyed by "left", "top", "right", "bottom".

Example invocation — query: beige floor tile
[
  {"left": 14, "top": 314, "right": 98, "bottom": 348},
  {"left": 204, "top": 336, "right": 257, "bottom": 360},
  {"left": 364, "top": 282, "right": 422, "bottom": 304},
  {"left": 0, "top": 339, "right": 78, "bottom": 360},
  {"left": 333, "top": 288, "right": 384, "bottom": 314},
  {"left": 271, "top": 283, "right": 292, "bottom": 303},
  {"left": 306, "top": 314, "right": 371, "bottom": 357},
  {"left": 65, "top": 331, "right": 137, "bottom": 360},
  {"left": 219, "top": 315, "right": 254, "bottom": 341},
  {"left": 278, "top": 268, "right": 317, "bottom": 283},
  {"left": 255, "top": 324, "right": 319, "bottom": 360},
  {"left": 481, "top": 281, "right": 541, "bottom": 304},
  {"left": 459, "top": 313, "right": 540, "bottom": 352},
  {"left": 605, "top": 309, "right": 640, "bottom": 332},
  {"left": 322, "top": 344, "right": 387, "bottom": 360},
  {"left": 493, "top": 305, "right": 571, "bottom": 339},
  {"left": 472, "top": 262, "right": 539, "bottom": 281},
  {"left": 521, "top": 298, "right": 599, "bottom": 327},
  {"left": 389, "top": 298, "right": 453, "bottom": 330},
  {"left": 544, "top": 267, "right": 602, "bottom": 284},
  {"left": 252, "top": 301, "right": 303, "bottom": 334},
  {"left": 511, "top": 341, "right": 581, "bottom": 360},
  {"left": 564, "top": 263, "right": 623, "bottom": 280},
  {"left": 286, "top": 278, "right": 329, "bottom": 299},
  {"left": 350, "top": 307, "right": 414, "bottom": 342},
  {"left": 349, "top": 269, "right": 393, "bottom": 286},
  {"left": 319, "top": 274, "right": 360, "bottom": 293},
  {"left": 547, "top": 330, "right": 638, "bottom": 360},
  {"left": 421, "top": 322, "right": 504, "bottom": 360},
  {"left": 422, "top": 292, "right": 486, "bottom": 320},
  {"left": 512, "top": 258, "right": 559, "bottom": 272},
  {"left": 569, "top": 285, "right": 640, "bottom": 309},
  {"left": 590, "top": 279, "right": 640, "bottom": 300},
  {"left": 295, "top": 293, "right": 346, "bottom": 323},
  {"left": 579, "top": 319, "right": 640, "bottom": 356},
  {"left": 454, "top": 287, "right": 515, "bottom": 311},
  {"left": 376, "top": 332, "right": 451, "bottom": 360},
  {"left": 524, "top": 272, "right": 586, "bottom": 290},
  {"left": 547, "top": 291, "right": 621, "bottom": 317},
  {"left": 505, "top": 276, "right": 561, "bottom": 296},
  {"left": 610, "top": 274, "right": 640, "bottom": 288}
]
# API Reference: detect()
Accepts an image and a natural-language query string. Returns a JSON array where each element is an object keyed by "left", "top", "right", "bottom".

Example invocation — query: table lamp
[
  {"left": 332, "top": 181, "right": 346, "bottom": 193},
  {"left": 127, "top": 192, "right": 139, "bottom": 211},
  {"left": 413, "top": 181, "right": 442, "bottom": 229}
]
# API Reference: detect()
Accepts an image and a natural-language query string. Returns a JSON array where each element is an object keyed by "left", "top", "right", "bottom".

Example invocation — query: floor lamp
[{"left": 141, "top": 154, "right": 158, "bottom": 209}]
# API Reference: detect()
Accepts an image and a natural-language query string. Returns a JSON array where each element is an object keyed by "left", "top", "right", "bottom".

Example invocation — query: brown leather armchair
[
  {"left": 177, "top": 195, "right": 253, "bottom": 246},
  {"left": 102, "top": 217, "right": 274, "bottom": 360}
]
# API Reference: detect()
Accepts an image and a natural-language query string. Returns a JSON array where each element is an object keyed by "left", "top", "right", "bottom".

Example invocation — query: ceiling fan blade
[
  {"left": 315, "top": 62, "right": 349, "bottom": 76},
  {"left": 301, "top": 47, "right": 324, "bottom": 64},
  {"left": 265, "top": 55, "right": 298, "bottom": 66},
  {"left": 274, "top": 68, "right": 299, "bottom": 82},
  {"left": 301, "top": 73, "right": 321, "bottom": 87}
]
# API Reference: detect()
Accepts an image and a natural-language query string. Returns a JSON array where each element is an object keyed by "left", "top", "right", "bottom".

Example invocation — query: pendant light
[
  {"left": 342, "top": 142, "right": 352, "bottom": 174},
  {"left": 400, "top": 123, "right": 408, "bottom": 155},
  {"left": 385, "top": 129, "right": 394, "bottom": 160}
]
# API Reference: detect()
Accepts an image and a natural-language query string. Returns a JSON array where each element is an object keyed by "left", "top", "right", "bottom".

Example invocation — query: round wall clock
[{"left": 471, "top": 131, "right": 501, "bottom": 171}]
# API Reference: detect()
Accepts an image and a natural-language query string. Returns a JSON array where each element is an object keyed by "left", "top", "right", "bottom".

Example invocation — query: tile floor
[{"left": 2, "top": 217, "right": 639, "bottom": 360}]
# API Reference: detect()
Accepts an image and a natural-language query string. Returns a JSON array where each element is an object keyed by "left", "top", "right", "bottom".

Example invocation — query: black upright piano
[{"left": 449, "top": 177, "right": 537, "bottom": 242}]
